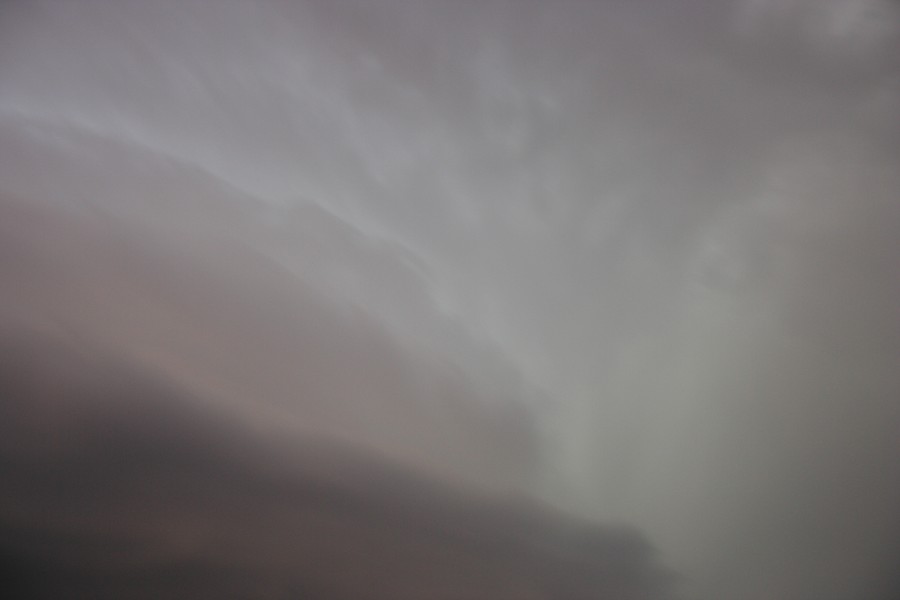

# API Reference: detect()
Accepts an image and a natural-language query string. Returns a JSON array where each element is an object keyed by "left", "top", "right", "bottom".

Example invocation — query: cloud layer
[
  {"left": 0, "top": 325, "right": 670, "bottom": 599},
  {"left": 1, "top": 1, "right": 898, "bottom": 598}
]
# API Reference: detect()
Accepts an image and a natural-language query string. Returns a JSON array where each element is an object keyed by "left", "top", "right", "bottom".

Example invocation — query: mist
[{"left": 1, "top": 1, "right": 898, "bottom": 598}]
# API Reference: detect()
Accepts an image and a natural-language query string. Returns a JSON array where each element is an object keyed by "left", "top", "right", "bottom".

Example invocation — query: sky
[{"left": 1, "top": 1, "right": 898, "bottom": 598}]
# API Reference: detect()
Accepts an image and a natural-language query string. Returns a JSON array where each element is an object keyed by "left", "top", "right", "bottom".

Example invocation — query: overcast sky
[{"left": 1, "top": 1, "right": 899, "bottom": 599}]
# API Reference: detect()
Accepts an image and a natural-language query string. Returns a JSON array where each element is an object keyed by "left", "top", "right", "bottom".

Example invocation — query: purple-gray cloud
[{"left": 1, "top": 1, "right": 898, "bottom": 598}]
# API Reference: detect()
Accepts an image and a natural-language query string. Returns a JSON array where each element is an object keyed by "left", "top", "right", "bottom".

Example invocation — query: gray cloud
[
  {"left": 0, "top": 327, "right": 671, "bottom": 599},
  {"left": 1, "top": 1, "right": 898, "bottom": 598}
]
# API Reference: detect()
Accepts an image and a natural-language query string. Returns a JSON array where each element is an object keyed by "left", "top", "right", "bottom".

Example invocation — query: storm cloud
[
  {"left": 1, "top": 1, "right": 898, "bottom": 599},
  {"left": 0, "top": 325, "right": 670, "bottom": 599}
]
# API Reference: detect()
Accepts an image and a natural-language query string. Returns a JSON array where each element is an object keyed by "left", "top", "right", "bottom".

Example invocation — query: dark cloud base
[{"left": 0, "top": 331, "right": 673, "bottom": 600}]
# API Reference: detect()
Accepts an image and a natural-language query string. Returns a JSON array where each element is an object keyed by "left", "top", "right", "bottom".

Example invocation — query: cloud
[
  {"left": 0, "top": 326, "right": 673, "bottom": 600},
  {"left": 1, "top": 1, "right": 899, "bottom": 598},
  {"left": 0, "top": 184, "right": 542, "bottom": 500}
]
